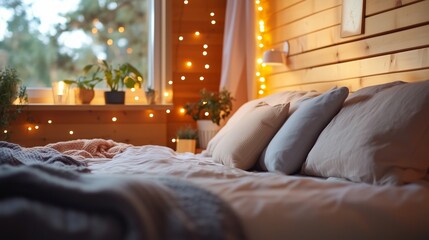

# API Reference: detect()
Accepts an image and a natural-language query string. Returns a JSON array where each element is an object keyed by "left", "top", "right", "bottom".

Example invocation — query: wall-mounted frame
[{"left": 340, "top": 0, "right": 365, "bottom": 38}]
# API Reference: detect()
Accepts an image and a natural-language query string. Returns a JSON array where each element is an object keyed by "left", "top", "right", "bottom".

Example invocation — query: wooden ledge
[{"left": 16, "top": 104, "right": 173, "bottom": 111}]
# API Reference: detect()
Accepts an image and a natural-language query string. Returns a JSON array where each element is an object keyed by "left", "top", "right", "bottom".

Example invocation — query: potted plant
[
  {"left": 98, "top": 60, "right": 144, "bottom": 104},
  {"left": 145, "top": 87, "right": 156, "bottom": 104},
  {"left": 0, "top": 66, "right": 27, "bottom": 140},
  {"left": 176, "top": 126, "right": 198, "bottom": 153},
  {"left": 184, "top": 88, "right": 233, "bottom": 149},
  {"left": 63, "top": 64, "right": 103, "bottom": 104}
]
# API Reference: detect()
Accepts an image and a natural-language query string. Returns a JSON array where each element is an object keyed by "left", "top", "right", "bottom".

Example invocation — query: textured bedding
[
  {"left": 84, "top": 143, "right": 429, "bottom": 240},
  {"left": 0, "top": 141, "right": 245, "bottom": 240}
]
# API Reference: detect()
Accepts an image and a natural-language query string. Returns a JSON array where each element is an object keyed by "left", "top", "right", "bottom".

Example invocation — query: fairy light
[
  {"left": 69, "top": 130, "right": 74, "bottom": 135},
  {"left": 184, "top": 0, "right": 188, "bottom": 4},
  {"left": 27, "top": 127, "right": 32, "bottom": 131},
  {"left": 181, "top": 76, "right": 186, "bottom": 80},
  {"left": 127, "top": 48, "right": 133, "bottom": 54},
  {"left": 180, "top": 108, "right": 186, "bottom": 114},
  {"left": 48, "top": 120, "right": 52, "bottom": 124},
  {"left": 204, "top": 112, "right": 209, "bottom": 116},
  {"left": 131, "top": 88, "right": 136, "bottom": 92},
  {"left": 166, "top": 109, "right": 171, "bottom": 114},
  {"left": 203, "top": 44, "right": 208, "bottom": 49},
  {"left": 118, "top": 26, "right": 125, "bottom": 33},
  {"left": 256, "top": 0, "right": 268, "bottom": 96},
  {"left": 199, "top": 76, "right": 204, "bottom": 81},
  {"left": 34, "top": 125, "right": 39, "bottom": 130},
  {"left": 211, "top": 20, "right": 216, "bottom": 25},
  {"left": 168, "top": 80, "right": 173, "bottom": 85},
  {"left": 259, "top": 77, "right": 266, "bottom": 82},
  {"left": 91, "top": 28, "right": 98, "bottom": 34},
  {"left": 3, "top": 130, "right": 7, "bottom": 134},
  {"left": 172, "top": 138, "right": 177, "bottom": 143},
  {"left": 257, "top": 35, "right": 262, "bottom": 41},
  {"left": 134, "top": 96, "right": 139, "bottom": 101},
  {"left": 210, "top": 12, "right": 215, "bottom": 16},
  {"left": 257, "top": 58, "right": 263, "bottom": 64},
  {"left": 261, "top": 84, "right": 266, "bottom": 89},
  {"left": 149, "top": 113, "right": 154, "bottom": 118},
  {"left": 202, "top": 51, "right": 208, "bottom": 56},
  {"left": 112, "top": 117, "right": 117, "bottom": 122},
  {"left": 258, "top": 6, "right": 263, "bottom": 11},
  {"left": 256, "top": 72, "right": 261, "bottom": 76},
  {"left": 179, "top": 36, "right": 184, "bottom": 41},
  {"left": 259, "top": 90, "right": 264, "bottom": 95},
  {"left": 107, "top": 39, "right": 113, "bottom": 45},
  {"left": 205, "top": 64, "right": 210, "bottom": 69},
  {"left": 259, "top": 43, "right": 264, "bottom": 48},
  {"left": 186, "top": 61, "right": 192, "bottom": 67},
  {"left": 194, "top": 31, "right": 200, "bottom": 36},
  {"left": 164, "top": 92, "right": 169, "bottom": 97}
]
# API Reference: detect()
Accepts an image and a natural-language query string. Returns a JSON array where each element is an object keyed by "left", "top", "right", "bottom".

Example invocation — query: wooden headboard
[{"left": 263, "top": 0, "right": 429, "bottom": 93}]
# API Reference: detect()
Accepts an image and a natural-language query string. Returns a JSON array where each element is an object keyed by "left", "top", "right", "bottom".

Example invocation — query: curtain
[{"left": 220, "top": 0, "right": 256, "bottom": 110}]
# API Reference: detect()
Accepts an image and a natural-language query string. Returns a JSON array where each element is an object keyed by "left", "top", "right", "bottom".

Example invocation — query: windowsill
[{"left": 18, "top": 103, "right": 173, "bottom": 111}]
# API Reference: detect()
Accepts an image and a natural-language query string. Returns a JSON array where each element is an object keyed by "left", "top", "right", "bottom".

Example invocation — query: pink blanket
[{"left": 46, "top": 139, "right": 131, "bottom": 159}]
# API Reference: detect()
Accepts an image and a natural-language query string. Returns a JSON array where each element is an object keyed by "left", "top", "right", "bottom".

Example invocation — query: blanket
[
  {"left": 0, "top": 141, "right": 88, "bottom": 172},
  {"left": 0, "top": 164, "right": 245, "bottom": 240}
]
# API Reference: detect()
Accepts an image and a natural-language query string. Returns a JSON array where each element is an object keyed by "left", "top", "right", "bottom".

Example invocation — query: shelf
[{"left": 16, "top": 104, "right": 173, "bottom": 111}]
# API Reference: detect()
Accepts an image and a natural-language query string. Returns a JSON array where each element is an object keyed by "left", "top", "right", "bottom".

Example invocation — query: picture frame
[{"left": 340, "top": 0, "right": 365, "bottom": 38}]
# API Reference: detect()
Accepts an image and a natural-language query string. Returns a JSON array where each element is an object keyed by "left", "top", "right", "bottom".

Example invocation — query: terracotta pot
[{"left": 74, "top": 88, "right": 94, "bottom": 104}]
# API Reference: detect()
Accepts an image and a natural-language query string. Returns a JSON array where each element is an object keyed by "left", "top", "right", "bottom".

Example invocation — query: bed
[{"left": 1, "top": 80, "right": 429, "bottom": 240}]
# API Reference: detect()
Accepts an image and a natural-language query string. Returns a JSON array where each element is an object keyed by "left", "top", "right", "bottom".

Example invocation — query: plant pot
[
  {"left": 74, "top": 88, "right": 95, "bottom": 104},
  {"left": 104, "top": 91, "right": 125, "bottom": 104},
  {"left": 197, "top": 120, "right": 220, "bottom": 149},
  {"left": 176, "top": 139, "right": 196, "bottom": 153},
  {"left": 145, "top": 90, "right": 156, "bottom": 104}
]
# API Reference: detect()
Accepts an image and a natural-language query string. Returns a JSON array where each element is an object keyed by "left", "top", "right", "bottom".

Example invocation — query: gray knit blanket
[{"left": 0, "top": 142, "right": 245, "bottom": 240}]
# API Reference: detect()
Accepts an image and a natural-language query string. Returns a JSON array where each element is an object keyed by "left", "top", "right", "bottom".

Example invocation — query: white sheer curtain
[{"left": 220, "top": 0, "right": 256, "bottom": 110}]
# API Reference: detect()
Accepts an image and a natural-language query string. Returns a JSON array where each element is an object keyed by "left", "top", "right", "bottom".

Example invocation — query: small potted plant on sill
[
  {"left": 63, "top": 64, "right": 103, "bottom": 104},
  {"left": 184, "top": 88, "right": 233, "bottom": 149},
  {"left": 98, "top": 60, "right": 144, "bottom": 104},
  {"left": 0, "top": 66, "right": 27, "bottom": 140},
  {"left": 176, "top": 126, "right": 198, "bottom": 153}
]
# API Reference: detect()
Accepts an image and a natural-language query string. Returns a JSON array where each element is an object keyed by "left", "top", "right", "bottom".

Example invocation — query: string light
[
  {"left": 134, "top": 96, "right": 139, "bottom": 101},
  {"left": 194, "top": 31, "right": 200, "bottom": 36},
  {"left": 131, "top": 88, "right": 136, "bottom": 92},
  {"left": 256, "top": 72, "right": 261, "bottom": 76},
  {"left": 184, "top": 0, "right": 188, "bottom": 4},
  {"left": 48, "top": 120, "right": 52, "bottom": 124},
  {"left": 199, "top": 76, "right": 204, "bottom": 81},
  {"left": 186, "top": 61, "right": 192, "bottom": 67},
  {"left": 211, "top": 20, "right": 216, "bottom": 25},
  {"left": 202, "top": 51, "right": 207, "bottom": 56},
  {"left": 205, "top": 64, "right": 210, "bottom": 69},
  {"left": 179, "top": 108, "right": 186, "bottom": 114},
  {"left": 112, "top": 117, "right": 117, "bottom": 122},
  {"left": 118, "top": 26, "right": 125, "bottom": 33},
  {"left": 3, "top": 130, "right": 7, "bottom": 134},
  {"left": 166, "top": 109, "right": 171, "bottom": 114},
  {"left": 179, "top": 36, "right": 184, "bottom": 41},
  {"left": 149, "top": 113, "right": 154, "bottom": 118},
  {"left": 210, "top": 12, "right": 215, "bottom": 16},
  {"left": 168, "top": 80, "right": 173, "bottom": 85},
  {"left": 69, "top": 130, "right": 74, "bottom": 135},
  {"left": 172, "top": 138, "right": 177, "bottom": 143},
  {"left": 203, "top": 44, "right": 208, "bottom": 49},
  {"left": 107, "top": 39, "right": 113, "bottom": 45},
  {"left": 27, "top": 127, "right": 32, "bottom": 131},
  {"left": 91, "top": 28, "right": 98, "bottom": 34},
  {"left": 164, "top": 92, "right": 169, "bottom": 97},
  {"left": 204, "top": 112, "right": 209, "bottom": 116},
  {"left": 34, "top": 125, "right": 39, "bottom": 129},
  {"left": 259, "top": 77, "right": 266, "bottom": 82},
  {"left": 181, "top": 76, "right": 186, "bottom": 80}
]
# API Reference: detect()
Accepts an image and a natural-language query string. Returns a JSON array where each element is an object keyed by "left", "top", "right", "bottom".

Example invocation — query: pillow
[
  {"left": 259, "top": 87, "right": 349, "bottom": 174},
  {"left": 302, "top": 80, "right": 429, "bottom": 185},
  {"left": 212, "top": 102, "right": 290, "bottom": 170},
  {"left": 204, "top": 90, "right": 319, "bottom": 156}
]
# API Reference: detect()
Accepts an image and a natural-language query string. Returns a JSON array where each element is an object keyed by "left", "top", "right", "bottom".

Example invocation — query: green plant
[
  {"left": 0, "top": 66, "right": 27, "bottom": 139},
  {"left": 98, "top": 60, "right": 144, "bottom": 91},
  {"left": 184, "top": 88, "right": 234, "bottom": 126},
  {"left": 176, "top": 126, "right": 198, "bottom": 140},
  {"left": 63, "top": 64, "right": 103, "bottom": 90}
]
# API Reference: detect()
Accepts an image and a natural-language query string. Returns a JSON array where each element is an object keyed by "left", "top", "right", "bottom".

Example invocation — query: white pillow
[
  {"left": 260, "top": 87, "right": 349, "bottom": 174},
  {"left": 302, "top": 81, "right": 429, "bottom": 185},
  {"left": 204, "top": 90, "right": 319, "bottom": 156},
  {"left": 212, "top": 102, "right": 290, "bottom": 170}
]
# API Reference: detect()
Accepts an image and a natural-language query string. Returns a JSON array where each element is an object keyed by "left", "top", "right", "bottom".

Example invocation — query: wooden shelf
[{"left": 15, "top": 104, "right": 173, "bottom": 111}]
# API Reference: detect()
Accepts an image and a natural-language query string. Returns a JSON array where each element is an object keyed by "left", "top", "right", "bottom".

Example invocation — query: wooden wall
[
  {"left": 263, "top": 0, "right": 429, "bottom": 93},
  {"left": 167, "top": 0, "right": 226, "bottom": 149}
]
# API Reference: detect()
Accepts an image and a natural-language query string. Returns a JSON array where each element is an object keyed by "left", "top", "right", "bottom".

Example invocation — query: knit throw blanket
[{"left": 0, "top": 141, "right": 88, "bottom": 172}]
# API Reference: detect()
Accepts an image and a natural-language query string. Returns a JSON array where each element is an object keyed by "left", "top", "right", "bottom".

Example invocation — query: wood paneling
[{"left": 264, "top": 0, "right": 429, "bottom": 94}]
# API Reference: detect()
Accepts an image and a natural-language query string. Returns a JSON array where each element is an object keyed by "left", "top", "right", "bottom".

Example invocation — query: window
[{"left": 0, "top": 0, "right": 171, "bottom": 103}]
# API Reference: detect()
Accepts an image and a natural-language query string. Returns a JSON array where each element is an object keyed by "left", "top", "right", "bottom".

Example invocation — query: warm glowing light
[
  {"left": 149, "top": 113, "right": 154, "bottom": 118},
  {"left": 258, "top": 6, "right": 263, "bottom": 11},
  {"left": 91, "top": 28, "right": 98, "bottom": 34},
  {"left": 127, "top": 48, "right": 133, "bottom": 54},
  {"left": 255, "top": 0, "right": 261, "bottom": 4},
  {"left": 194, "top": 31, "right": 200, "bottom": 36},
  {"left": 259, "top": 90, "right": 264, "bottom": 95},
  {"left": 257, "top": 58, "right": 263, "bottom": 64},
  {"left": 27, "top": 127, "right": 32, "bottom": 131},
  {"left": 205, "top": 64, "right": 210, "bottom": 69},
  {"left": 164, "top": 92, "right": 169, "bottom": 97},
  {"left": 168, "top": 80, "right": 173, "bottom": 85},
  {"left": 210, "top": 12, "right": 215, "bottom": 16},
  {"left": 199, "top": 76, "right": 204, "bottom": 81},
  {"left": 48, "top": 120, "right": 52, "bottom": 124},
  {"left": 131, "top": 88, "right": 136, "bottom": 92},
  {"left": 203, "top": 44, "right": 208, "bottom": 49},
  {"left": 186, "top": 61, "right": 192, "bottom": 67},
  {"left": 261, "top": 84, "right": 267, "bottom": 89},
  {"left": 180, "top": 108, "right": 186, "bottom": 114},
  {"left": 179, "top": 36, "right": 184, "bottom": 41},
  {"left": 35, "top": 125, "right": 39, "bottom": 130},
  {"left": 166, "top": 109, "right": 171, "bottom": 114},
  {"left": 118, "top": 26, "right": 125, "bottom": 33},
  {"left": 257, "top": 35, "right": 263, "bottom": 41},
  {"left": 181, "top": 76, "right": 186, "bottom": 80},
  {"left": 259, "top": 43, "right": 264, "bottom": 48},
  {"left": 262, "top": 63, "right": 267, "bottom": 67},
  {"left": 134, "top": 96, "right": 140, "bottom": 101},
  {"left": 184, "top": 0, "right": 188, "bottom": 4},
  {"left": 204, "top": 112, "right": 209, "bottom": 116},
  {"left": 211, "top": 20, "right": 216, "bottom": 25},
  {"left": 112, "top": 117, "right": 117, "bottom": 122},
  {"left": 202, "top": 101, "right": 208, "bottom": 105},
  {"left": 202, "top": 51, "right": 208, "bottom": 56},
  {"left": 259, "top": 77, "right": 266, "bottom": 82},
  {"left": 256, "top": 72, "right": 261, "bottom": 76},
  {"left": 172, "top": 138, "right": 177, "bottom": 143},
  {"left": 69, "top": 130, "right": 74, "bottom": 135},
  {"left": 3, "top": 130, "right": 7, "bottom": 134},
  {"left": 107, "top": 39, "right": 113, "bottom": 45}
]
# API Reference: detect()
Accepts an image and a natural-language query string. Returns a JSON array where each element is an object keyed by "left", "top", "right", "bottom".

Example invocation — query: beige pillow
[
  {"left": 212, "top": 102, "right": 290, "bottom": 170},
  {"left": 302, "top": 81, "right": 429, "bottom": 185},
  {"left": 205, "top": 90, "right": 319, "bottom": 155}
]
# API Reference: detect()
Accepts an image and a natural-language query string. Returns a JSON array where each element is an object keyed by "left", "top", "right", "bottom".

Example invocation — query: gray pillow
[{"left": 259, "top": 87, "right": 349, "bottom": 174}]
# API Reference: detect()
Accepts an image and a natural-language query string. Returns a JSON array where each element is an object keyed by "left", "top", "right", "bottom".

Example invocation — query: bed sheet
[{"left": 87, "top": 145, "right": 429, "bottom": 240}]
